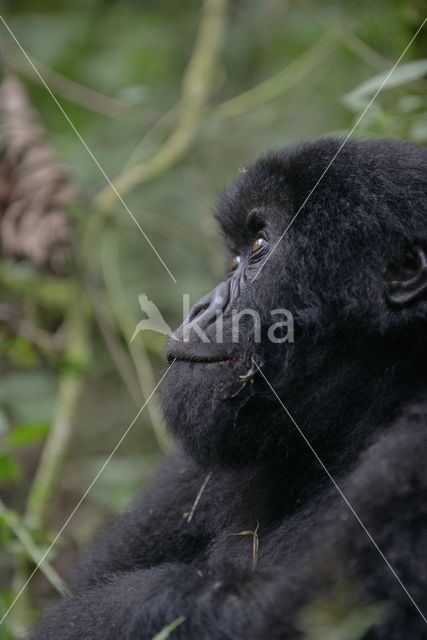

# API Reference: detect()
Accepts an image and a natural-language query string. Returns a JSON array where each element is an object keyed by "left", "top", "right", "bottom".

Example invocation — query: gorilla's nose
[
  {"left": 165, "top": 280, "right": 243, "bottom": 363},
  {"left": 186, "top": 281, "right": 230, "bottom": 330}
]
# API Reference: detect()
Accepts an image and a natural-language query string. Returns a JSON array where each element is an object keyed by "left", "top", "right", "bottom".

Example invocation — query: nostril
[
  {"left": 186, "top": 281, "right": 230, "bottom": 327},
  {"left": 188, "top": 302, "right": 210, "bottom": 323}
]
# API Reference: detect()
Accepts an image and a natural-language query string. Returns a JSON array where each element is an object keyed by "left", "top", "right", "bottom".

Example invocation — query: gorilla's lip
[{"left": 165, "top": 341, "right": 242, "bottom": 364}]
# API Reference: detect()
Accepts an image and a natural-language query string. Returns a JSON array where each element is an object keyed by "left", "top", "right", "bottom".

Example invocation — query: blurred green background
[{"left": 0, "top": 0, "right": 425, "bottom": 637}]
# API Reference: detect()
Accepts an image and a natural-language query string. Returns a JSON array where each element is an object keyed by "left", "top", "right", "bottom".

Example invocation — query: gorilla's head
[{"left": 160, "top": 138, "right": 427, "bottom": 469}]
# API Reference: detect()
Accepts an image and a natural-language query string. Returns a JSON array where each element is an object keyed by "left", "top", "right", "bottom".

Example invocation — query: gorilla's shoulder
[{"left": 345, "top": 400, "right": 427, "bottom": 517}]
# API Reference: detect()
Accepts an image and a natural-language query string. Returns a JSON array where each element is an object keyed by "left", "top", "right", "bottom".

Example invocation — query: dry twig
[{"left": 185, "top": 472, "right": 212, "bottom": 523}]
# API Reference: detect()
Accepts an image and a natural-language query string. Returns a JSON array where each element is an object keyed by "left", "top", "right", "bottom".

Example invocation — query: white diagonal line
[
  {"left": 251, "top": 16, "right": 427, "bottom": 283},
  {"left": 252, "top": 358, "right": 427, "bottom": 625},
  {"left": 0, "top": 14, "right": 177, "bottom": 285},
  {"left": 0, "top": 360, "right": 176, "bottom": 627}
]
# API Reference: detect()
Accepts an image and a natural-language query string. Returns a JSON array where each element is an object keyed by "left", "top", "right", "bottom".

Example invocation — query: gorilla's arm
[
  {"left": 33, "top": 564, "right": 280, "bottom": 640},
  {"left": 33, "top": 407, "right": 427, "bottom": 640},
  {"left": 333, "top": 404, "right": 427, "bottom": 640},
  {"left": 33, "top": 451, "right": 287, "bottom": 640},
  {"left": 258, "top": 405, "right": 427, "bottom": 640},
  {"left": 67, "top": 449, "right": 213, "bottom": 590}
]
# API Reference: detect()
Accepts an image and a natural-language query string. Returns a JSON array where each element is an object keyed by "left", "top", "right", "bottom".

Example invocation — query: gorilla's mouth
[{"left": 165, "top": 342, "right": 242, "bottom": 364}]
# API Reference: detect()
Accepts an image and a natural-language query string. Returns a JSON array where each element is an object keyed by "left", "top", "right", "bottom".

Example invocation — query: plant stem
[
  {"left": 0, "top": 499, "right": 68, "bottom": 596},
  {"left": 215, "top": 36, "right": 332, "bottom": 120},
  {"left": 9, "top": 300, "right": 90, "bottom": 637},
  {"left": 101, "top": 233, "right": 171, "bottom": 452},
  {"left": 25, "top": 303, "right": 90, "bottom": 530},
  {"left": 94, "top": 0, "right": 229, "bottom": 209},
  {"left": 0, "top": 264, "right": 80, "bottom": 314}
]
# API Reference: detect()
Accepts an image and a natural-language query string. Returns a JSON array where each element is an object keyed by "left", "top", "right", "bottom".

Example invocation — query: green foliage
[
  {"left": 0, "top": 455, "right": 21, "bottom": 482},
  {"left": 0, "top": 592, "right": 14, "bottom": 640},
  {"left": 345, "top": 58, "right": 427, "bottom": 140},
  {"left": 151, "top": 616, "right": 186, "bottom": 640},
  {"left": 0, "top": 0, "right": 425, "bottom": 636},
  {"left": 345, "top": 59, "right": 427, "bottom": 109},
  {"left": 7, "top": 423, "right": 50, "bottom": 448},
  {"left": 299, "top": 600, "right": 386, "bottom": 640},
  {"left": 295, "top": 575, "right": 388, "bottom": 640},
  {"left": 82, "top": 454, "right": 161, "bottom": 514}
]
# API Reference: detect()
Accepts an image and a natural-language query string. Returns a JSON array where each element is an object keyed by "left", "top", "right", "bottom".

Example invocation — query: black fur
[{"left": 33, "top": 138, "right": 427, "bottom": 639}]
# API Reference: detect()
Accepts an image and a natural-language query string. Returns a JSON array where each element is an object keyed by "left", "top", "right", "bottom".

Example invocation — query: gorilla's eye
[
  {"left": 401, "top": 251, "right": 421, "bottom": 277},
  {"left": 250, "top": 236, "right": 268, "bottom": 255},
  {"left": 230, "top": 255, "right": 241, "bottom": 271},
  {"left": 386, "top": 248, "right": 422, "bottom": 279}
]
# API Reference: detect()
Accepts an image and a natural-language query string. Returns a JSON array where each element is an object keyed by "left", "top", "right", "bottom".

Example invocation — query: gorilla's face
[
  {"left": 161, "top": 196, "right": 296, "bottom": 467},
  {"left": 160, "top": 139, "right": 427, "bottom": 468}
]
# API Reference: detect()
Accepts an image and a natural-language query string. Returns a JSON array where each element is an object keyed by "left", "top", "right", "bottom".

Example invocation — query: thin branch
[
  {"left": 101, "top": 232, "right": 171, "bottom": 452},
  {"left": 300, "top": 1, "right": 391, "bottom": 70},
  {"left": 0, "top": 498, "right": 69, "bottom": 596},
  {"left": 186, "top": 472, "right": 212, "bottom": 523},
  {"left": 7, "top": 50, "right": 158, "bottom": 120},
  {"left": 119, "top": 100, "right": 182, "bottom": 174},
  {"left": 0, "top": 304, "right": 63, "bottom": 357},
  {"left": 24, "top": 303, "right": 90, "bottom": 530},
  {"left": 330, "top": 26, "right": 390, "bottom": 70},
  {"left": 94, "top": 0, "right": 229, "bottom": 209},
  {"left": 224, "top": 522, "right": 260, "bottom": 570},
  {"left": 116, "top": 210, "right": 224, "bottom": 277},
  {"left": 215, "top": 36, "right": 333, "bottom": 120},
  {"left": 85, "top": 275, "right": 143, "bottom": 407},
  {"left": 9, "top": 300, "right": 90, "bottom": 635},
  {"left": 0, "top": 263, "right": 80, "bottom": 314},
  {"left": 151, "top": 616, "right": 186, "bottom": 640},
  {"left": 5, "top": 303, "right": 88, "bottom": 631}
]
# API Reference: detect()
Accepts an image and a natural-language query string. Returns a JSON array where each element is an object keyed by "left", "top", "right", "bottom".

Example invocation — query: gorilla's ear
[{"left": 385, "top": 245, "right": 427, "bottom": 307}]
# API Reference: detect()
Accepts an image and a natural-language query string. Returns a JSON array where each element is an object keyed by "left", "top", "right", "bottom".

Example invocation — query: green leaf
[
  {"left": 344, "top": 59, "right": 427, "bottom": 111},
  {"left": 297, "top": 587, "right": 387, "bottom": 640},
  {"left": 0, "top": 411, "right": 9, "bottom": 437},
  {"left": 8, "top": 422, "right": 50, "bottom": 448},
  {"left": 0, "top": 590, "right": 15, "bottom": 640},
  {"left": 0, "top": 456, "right": 21, "bottom": 482},
  {"left": 83, "top": 455, "right": 161, "bottom": 513},
  {"left": 410, "top": 114, "right": 427, "bottom": 143},
  {"left": 151, "top": 617, "right": 186, "bottom": 640}
]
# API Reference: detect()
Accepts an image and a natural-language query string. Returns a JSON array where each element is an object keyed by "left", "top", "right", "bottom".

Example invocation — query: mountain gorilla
[{"left": 34, "top": 138, "right": 427, "bottom": 639}]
